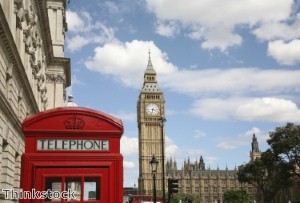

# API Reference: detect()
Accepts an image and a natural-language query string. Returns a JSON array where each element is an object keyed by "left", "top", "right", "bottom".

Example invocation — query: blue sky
[{"left": 65, "top": 0, "right": 300, "bottom": 187}]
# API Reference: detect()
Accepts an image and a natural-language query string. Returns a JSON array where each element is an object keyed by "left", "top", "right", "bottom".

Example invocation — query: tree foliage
[
  {"left": 238, "top": 149, "right": 293, "bottom": 203},
  {"left": 223, "top": 189, "right": 251, "bottom": 203},
  {"left": 170, "top": 193, "right": 200, "bottom": 203},
  {"left": 267, "top": 122, "right": 300, "bottom": 179}
]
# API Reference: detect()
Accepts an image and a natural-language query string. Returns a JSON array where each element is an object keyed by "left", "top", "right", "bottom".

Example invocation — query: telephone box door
[{"left": 35, "top": 168, "right": 109, "bottom": 203}]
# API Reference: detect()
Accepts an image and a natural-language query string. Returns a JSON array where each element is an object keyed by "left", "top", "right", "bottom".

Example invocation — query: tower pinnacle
[
  {"left": 251, "top": 134, "right": 260, "bottom": 153},
  {"left": 250, "top": 133, "right": 261, "bottom": 161},
  {"left": 145, "top": 49, "right": 155, "bottom": 74}
]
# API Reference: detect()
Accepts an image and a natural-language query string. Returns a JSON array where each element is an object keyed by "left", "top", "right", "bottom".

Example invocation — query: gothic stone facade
[
  {"left": 166, "top": 157, "right": 261, "bottom": 203},
  {"left": 165, "top": 135, "right": 262, "bottom": 203},
  {"left": 0, "top": 0, "right": 70, "bottom": 202}
]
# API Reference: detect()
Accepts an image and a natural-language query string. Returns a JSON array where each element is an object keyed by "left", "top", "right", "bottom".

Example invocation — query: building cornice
[
  {"left": 0, "top": 4, "right": 39, "bottom": 114},
  {"left": 35, "top": 0, "right": 71, "bottom": 87},
  {"left": 34, "top": 0, "right": 53, "bottom": 64},
  {"left": 50, "top": 56, "right": 71, "bottom": 86}
]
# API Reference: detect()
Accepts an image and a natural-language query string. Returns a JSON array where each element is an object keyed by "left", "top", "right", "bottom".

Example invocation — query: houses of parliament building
[{"left": 137, "top": 56, "right": 299, "bottom": 203}]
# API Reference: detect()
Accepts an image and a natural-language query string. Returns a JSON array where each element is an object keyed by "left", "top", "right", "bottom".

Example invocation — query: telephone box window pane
[
  {"left": 65, "top": 177, "right": 81, "bottom": 201},
  {"left": 84, "top": 177, "right": 100, "bottom": 201},
  {"left": 45, "top": 177, "right": 62, "bottom": 202}
]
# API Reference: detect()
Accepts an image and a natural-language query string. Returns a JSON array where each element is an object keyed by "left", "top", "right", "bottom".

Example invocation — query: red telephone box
[{"left": 20, "top": 107, "right": 124, "bottom": 203}]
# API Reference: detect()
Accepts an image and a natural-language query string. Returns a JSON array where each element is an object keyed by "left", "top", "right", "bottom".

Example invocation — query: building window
[
  {"left": 204, "top": 187, "right": 208, "bottom": 192},
  {"left": 0, "top": 139, "right": 9, "bottom": 186}
]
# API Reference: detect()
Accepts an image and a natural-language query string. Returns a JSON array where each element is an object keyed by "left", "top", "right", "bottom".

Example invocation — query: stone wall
[{"left": 0, "top": 0, "right": 70, "bottom": 201}]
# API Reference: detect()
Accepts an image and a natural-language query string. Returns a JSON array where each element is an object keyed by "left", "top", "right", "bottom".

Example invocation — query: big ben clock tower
[{"left": 137, "top": 53, "right": 165, "bottom": 195}]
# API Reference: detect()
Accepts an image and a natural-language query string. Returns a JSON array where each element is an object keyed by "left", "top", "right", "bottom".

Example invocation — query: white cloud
[
  {"left": 192, "top": 97, "right": 300, "bottom": 122},
  {"left": 161, "top": 68, "right": 300, "bottom": 96},
  {"left": 165, "top": 136, "right": 179, "bottom": 157},
  {"left": 85, "top": 40, "right": 300, "bottom": 95},
  {"left": 253, "top": 14, "right": 300, "bottom": 42},
  {"left": 205, "top": 156, "right": 219, "bottom": 165},
  {"left": 200, "top": 25, "right": 242, "bottom": 52},
  {"left": 243, "top": 127, "right": 262, "bottom": 138},
  {"left": 71, "top": 75, "right": 86, "bottom": 86},
  {"left": 243, "top": 127, "right": 269, "bottom": 144},
  {"left": 66, "top": 11, "right": 85, "bottom": 32},
  {"left": 216, "top": 127, "right": 267, "bottom": 151},
  {"left": 66, "top": 10, "right": 117, "bottom": 51},
  {"left": 194, "top": 129, "right": 207, "bottom": 138},
  {"left": 111, "top": 111, "right": 136, "bottom": 122},
  {"left": 104, "top": 1, "right": 119, "bottom": 13},
  {"left": 146, "top": 0, "right": 294, "bottom": 51},
  {"left": 192, "top": 97, "right": 249, "bottom": 120},
  {"left": 123, "top": 161, "right": 135, "bottom": 169},
  {"left": 121, "top": 136, "right": 138, "bottom": 156},
  {"left": 67, "top": 35, "right": 89, "bottom": 52},
  {"left": 85, "top": 40, "right": 177, "bottom": 87},
  {"left": 217, "top": 142, "right": 237, "bottom": 150},
  {"left": 236, "top": 97, "right": 300, "bottom": 122},
  {"left": 66, "top": 11, "right": 95, "bottom": 33},
  {"left": 155, "top": 21, "right": 180, "bottom": 37},
  {"left": 267, "top": 40, "right": 300, "bottom": 65}
]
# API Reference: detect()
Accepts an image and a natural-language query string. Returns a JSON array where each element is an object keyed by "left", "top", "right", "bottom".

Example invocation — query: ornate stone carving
[
  {"left": 23, "top": 4, "right": 43, "bottom": 79},
  {"left": 46, "top": 73, "right": 66, "bottom": 84},
  {"left": 47, "top": 5, "right": 64, "bottom": 10},
  {"left": 37, "top": 74, "right": 45, "bottom": 91},
  {"left": 56, "top": 75, "right": 65, "bottom": 84},
  {"left": 46, "top": 73, "right": 55, "bottom": 83},
  {"left": 40, "top": 86, "right": 47, "bottom": 99},
  {"left": 64, "top": 115, "right": 85, "bottom": 130},
  {"left": 31, "top": 59, "right": 41, "bottom": 77},
  {"left": 42, "top": 96, "right": 48, "bottom": 110},
  {"left": 14, "top": 0, "right": 25, "bottom": 29}
]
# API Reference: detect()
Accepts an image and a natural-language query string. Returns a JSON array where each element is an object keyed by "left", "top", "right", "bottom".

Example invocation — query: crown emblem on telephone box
[{"left": 64, "top": 115, "right": 85, "bottom": 130}]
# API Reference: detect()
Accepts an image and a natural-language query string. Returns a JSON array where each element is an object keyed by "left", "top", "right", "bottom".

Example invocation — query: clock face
[{"left": 146, "top": 103, "right": 160, "bottom": 116}]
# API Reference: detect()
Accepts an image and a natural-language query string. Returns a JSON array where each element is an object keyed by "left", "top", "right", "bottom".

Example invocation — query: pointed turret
[
  {"left": 141, "top": 51, "right": 162, "bottom": 93},
  {"left": 251, "top": 134, "right": 260, "bottom": 153},
  {"left": 173, "top": 157, "right": 177, "bottom": 170},
  {"left": 250, "top": 133, "right": 261, "bottom": 161},
  {"left": 145, "top": 50, "right": 156, "bottom": 74},
  {"left": 199, "top": 156, "right": 205, "bottom": 170}
]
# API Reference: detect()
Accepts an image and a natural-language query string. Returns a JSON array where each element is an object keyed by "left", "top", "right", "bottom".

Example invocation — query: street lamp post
[
  {"left": 150, "top": 155, "right": 159, "bottom": 203},
  {"left": 159, "top": 116, "right": 166, "bottom": 203}
]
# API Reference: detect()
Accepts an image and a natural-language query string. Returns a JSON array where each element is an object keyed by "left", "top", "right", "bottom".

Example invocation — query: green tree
[
  {"left": 237, "top": 149, "right": 293, "bottom": 203},
  {"left": 171, "top": 193, "right": 200, "bottom": 203},
  {"left": 223, "top": 189, "right": 251, "bottom": 203},
  {"left": 267, "top": 123, "right": 300, "bottom": 179}
]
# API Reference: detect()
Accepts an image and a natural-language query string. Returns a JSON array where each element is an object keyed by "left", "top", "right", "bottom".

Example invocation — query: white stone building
[{"left": 0, "top": 0, "right": 70, "bottom": 201}]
